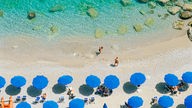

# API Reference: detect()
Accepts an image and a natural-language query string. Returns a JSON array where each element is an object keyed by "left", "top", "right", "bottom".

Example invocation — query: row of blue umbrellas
[
  {"left": 164, "top": 71, "right": 192, "bottom": 86},
  {"left": 0, "top": 72, "right": 147, "bottom": 90},
  {"left": 85, "top": 72, "right": 146, "bottom": 89},
  {"left": 1, "top": 72, "right": 192, "bottom": 90}
]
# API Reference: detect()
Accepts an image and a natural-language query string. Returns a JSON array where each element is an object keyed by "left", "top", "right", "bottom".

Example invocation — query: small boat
[{"left": 187, "top": 28, "right": 192, "bottom": 41}]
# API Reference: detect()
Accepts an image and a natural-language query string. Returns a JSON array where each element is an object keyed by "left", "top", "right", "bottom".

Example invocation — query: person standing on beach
[
  {"left": 97, "top": 46, "right": 103, "bottom": 55},
  {"left": 114, "top": 57, "right": 119, "bottom": 67}
]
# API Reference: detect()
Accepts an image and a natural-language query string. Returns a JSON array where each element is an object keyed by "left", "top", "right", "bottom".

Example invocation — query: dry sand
[{"left": 0, "top": 28, "right": 192, "bottom": 108}]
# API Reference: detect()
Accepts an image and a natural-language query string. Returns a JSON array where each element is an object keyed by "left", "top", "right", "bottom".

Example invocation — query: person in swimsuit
[
  {"left": 98, "top": 46, "right": 103, "bottom": 55},
  {"left": 114, "top": 57, "right": 119, "bottom": 67}
]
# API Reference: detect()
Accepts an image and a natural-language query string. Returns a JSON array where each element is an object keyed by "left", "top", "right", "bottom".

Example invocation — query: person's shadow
[
  {"left": 110, "top": 64, "right": 115, "bottom": 67},
  {"left": 95, "top": 51, "right": 100, "bottom": 56}
]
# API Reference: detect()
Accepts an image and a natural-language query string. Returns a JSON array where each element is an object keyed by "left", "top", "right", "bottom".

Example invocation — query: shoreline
[{"left": 0, "top": 27, "right": 190, "bottom": 68}]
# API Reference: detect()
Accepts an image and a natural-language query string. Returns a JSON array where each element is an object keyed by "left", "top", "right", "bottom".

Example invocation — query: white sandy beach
[{"left": 0, "top": 28, "right": 192, "bottom": 108}]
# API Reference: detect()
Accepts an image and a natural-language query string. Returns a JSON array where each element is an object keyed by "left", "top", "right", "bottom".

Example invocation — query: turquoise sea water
[{"left": 0, "top": 0, "right": 179, "bottom": 39}]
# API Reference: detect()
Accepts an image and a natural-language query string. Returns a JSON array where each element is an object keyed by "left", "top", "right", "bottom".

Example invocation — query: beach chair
[
  {"left": 33, "top": 96, "right": 40, "bottom": 104},
  {"left": 15, "top": 96, "right": 21, "bottom": 103},
  {"left": 89, "top": 97, "right": 95, "bottom": 104},
  {"left": 22, "top": 95, "right": 27, "bottom": 101},
  {"left": 84, "top": 98, "right": 88, "bottom": 104},
  {"left": 58, "top": 96, "right": 64, "bottom": 103},
  {"left": 40, "top": 97, "right": 46, "bottom": 103},
  {"left": 164, "top": 85, "right": 171, "bottom": 93}
]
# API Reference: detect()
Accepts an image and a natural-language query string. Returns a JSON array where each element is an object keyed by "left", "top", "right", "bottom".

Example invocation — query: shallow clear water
[{"left": 0, "top": 0, "right": 178, "bottom": 39}]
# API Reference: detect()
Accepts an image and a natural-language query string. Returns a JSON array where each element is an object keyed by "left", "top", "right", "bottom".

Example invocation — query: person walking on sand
[
  {"left": 114, "top": 57, "right": 119, "bottom": 67},
  {"left": 98, "top": 46, "right": 103, "bottom": 55}
]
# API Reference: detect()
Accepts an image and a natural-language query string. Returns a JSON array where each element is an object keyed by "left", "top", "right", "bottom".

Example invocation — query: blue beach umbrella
[
  {"left": 184, "top": 95, "right": 192, "bottom": 108},
  {"left": 158, "top": 95, "right": 174, "bottom": 108},
  {"left": 0, "top": 76, "right": 6, "bottom": 88},
  {"left": 58, "top": 75, "right": 73, "bottom": 85},
  {"left": 43, "top": 100, "right": 58, "bottom": 108},
  {"left": 130, "top": 72, "right": 146, "bottom": 86},
  {"left": 16, "top": 102, "right": 31, "bottom": 108},
  {"left": 164, "top": 74, "right": 179, "bottom": 86},
  {"left": 182, "top": 72, "right": 192, "bottom": 83},
  {"left": 103, "top": 103, "right": 108, "bottom": 108},
  {"left": 32, "top": 75, "right": 48, "bottom": 90},
  {"left": 11, "top": 76, "right": 26, "bottom": 88},
  {"left": 104, "top": 75, "right": 120, "bottom": 89},
  {"left": 69, "top": 98, "right": 85, "bottom": 108},
  {"left": 128, "top": 96, "right": 143, "bottom": 108},
  {"left": 86, "top": 75, "right": 101, "bottom": 88}
]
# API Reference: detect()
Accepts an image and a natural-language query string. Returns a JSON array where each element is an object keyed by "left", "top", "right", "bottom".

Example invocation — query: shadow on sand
[
  {"left": 176, "top": 104, "right": 186, "bottom": 108},
  {"left": 123, "top": 82, "right": 137, "bottom": 94},
  {"left": 155, "top": 82, "right": 169, "bottom": 94},
  {"left": 27, "top": 86, "right": 42, "bottom": 97},
  {"left": 52, "top": 84, "right": 66, "bottom": 94},
  {"left": 5, "top": 85, "right": 21, "bottom": 96},
  {"left": 79, "top": 84, "right": 94, "bottom": 96}
]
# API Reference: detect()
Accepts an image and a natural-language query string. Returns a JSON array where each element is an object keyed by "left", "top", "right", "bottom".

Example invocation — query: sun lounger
[
  {"left": 84, "top": 98, "right": 88, "bottom": 104},
  {"left": 40, "top": 97, "right": 46, "bottom": 103},
  {"left": 22, "top": 95, "right": 27, "bottom": 101},
  {"left": 58, "top": 96, "right": 64, "bottom": 103},
  {"left": 124, "top": 102, "right": 131, "bottom": 108},
  {"left": 164, "top": 85, "right": 171, "bottom": 92},
  {"left": 89, "top": 97, "right": 95, "bottom": 104},
  {"left": 33, "top": 96, "right": 40, "bottom": 104},
  {"left": 15, "top": 96, "right": 21, "bottom": 103}
]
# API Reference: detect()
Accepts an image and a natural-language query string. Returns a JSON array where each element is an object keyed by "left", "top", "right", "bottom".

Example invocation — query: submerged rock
[
  {"left": 158, "top": 0, "right": 169, "bottom": 5},
  {"left": 87, "top": 8, "right": 98, "bottom": 18},
  {"left": 182, "top": 4, "right": 192, "bottom": 11},
  {"left": 117, "top": 25, "right": 128, "bottom": 35},
  {"left": 179, "top": 11, "right": 192, "bottom": 19},
  {"left": 133, "top": 24, "right": 143, "bottom": 32},
  {"left": 0, "top": 10, "right": 3, "bottom": 17},
  {"left": 148, "top": 2, "right": 156, "bottom": 9},
  {"left": 27, "top": 11, "right": 36, "bottom": 20},
  {"left": 187, "top": 28, "right": 192, "bottom": 41},
  {"left": 144, "top": 18, "right": 155, "bottom": 27},
  {"left": 147, "top": 10, "right": 154, "bottom": 14},
  {"left": 50, "top": 25, "right": 58, "bottom": 33},
  {"left": 120, "top": 0, "right": 132, "bottom": 6},
  {"left": 172, "top": 20, "right": 184, "bottom": 30},
  {"left": 95, "top": 28, "right": 105, "bottom": 38},
  {"left": 139, "top": 10, "right": 146, "bottom": 15},
  {"left": 188, "top": 21, "right": 192, "bottom": 27},
  {"left": 162, "top": 13, "right": 169, "bottom": 19},
  {"left": 175, "top": 2, "right": 184, "bottom": 7},
  {"left": 139, "top": 0, "right": 148, "bottom": 3},
  {"left": 49, "top": 5, "right": 64, "bottom": 12},
  {"left": 167, "top": 6, "right": 181, "bottom": 15}
]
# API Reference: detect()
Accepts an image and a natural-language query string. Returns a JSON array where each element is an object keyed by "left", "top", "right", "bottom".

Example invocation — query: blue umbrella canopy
[
  {"left": 104, "top": 75, "right": 120, "bottom": 89},
  {"left": 58, "top": 75, "right": 73, "bottom": 85},
  {"left": 128, "top": 96, "right": 143, "bottom": 108},
  {"left": 103, "top": 103, "right": 108, "bottom": 108},
  {"left": 32, "top": 75, "right": 48, "bottom": 90},
  {"left": 182, "top": 72, "right": 192, "bottom": 83},
  {"left": 16, "top": 102, "right": 31, "bottom": 108},
  {"left": 43, "top": 101, "right": 58, "bottom": 108},
  {"left": 164, "top": 74, "right": 179, "bottom": 86},
  {"left": 69, "top": 98, "right": 85, "bottom": 108},
  {"left": 184, "top": 95, "right": 192, "bottom": 108},
  {"left": 11, "top": 76, "right": 26, "bottom": 88},
  {"left": 158, "top": 95, "right": 174, "bottom": 108},
  {"left": 130, "top": 72, "right": 146, "bottom": 86},
  {"left": 0, "top": 76, "right": 6, "bottom": 88},
  {"left": 86, "top": 75, "right": 101, "bottom": 88}
]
